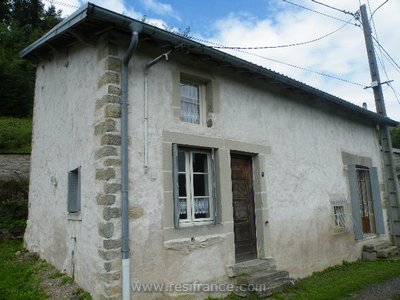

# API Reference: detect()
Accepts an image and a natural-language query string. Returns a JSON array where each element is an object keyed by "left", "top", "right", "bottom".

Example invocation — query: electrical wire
[
  {"left": 388, "top": 82, "right": 400, "bottom": 104},
  {"left": 367, "top": 0, "right": 389, "bottom": 80},
  {"left": 187, "top": 33, "right": 365, "bottom": 86},
  {"left": 372, "top": 39, "right": 400, "bottom": 77},
  {"left": 42, "top": 0, "right": 79, "bottom": 9},
  {"left": 211, "top": 18, "right": 355, "bottom": 50},
  {"left": 311, "top": 0, "right": 356, "bottom": 17},
  {"left": 365, "top": 1, "right": 400, "bottom": 107},
  {"left": 282, "top": 0, "right": 359, "bottom": 26},
  {"left": 38, "top": 0, "right": 367, "bottom": 90},
  {"left": 372, "top": 36, "right": 400, "bottom": 73},
  {"left": 370, "top": 0, "right": 389, "bottom": 21},
  {"left": 222, "top": 47, "right": 365, "bottom": 87}
]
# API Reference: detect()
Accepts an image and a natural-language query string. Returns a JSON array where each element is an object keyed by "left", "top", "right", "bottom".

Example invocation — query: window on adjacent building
[
  {"left": 172, "top": 144, "right": 217, "bottom": 227},
  {"left": 348, "top": 165, "right": 385, "bottom": 240},
  {"left": 180, "top": 81, "right": 203, "bottom": 124},
  {"left": 67, "top": 167, "right": 81, "bottom": 213}
]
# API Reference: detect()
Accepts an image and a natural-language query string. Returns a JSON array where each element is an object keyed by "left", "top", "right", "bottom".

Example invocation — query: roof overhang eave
[{"left": 19, "top": 3, "right": 399, "bottom": 128}]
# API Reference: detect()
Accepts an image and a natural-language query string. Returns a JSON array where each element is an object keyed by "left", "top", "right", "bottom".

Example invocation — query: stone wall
[{"left": 0, "top": 154, "right": 30, "bottom": 181}]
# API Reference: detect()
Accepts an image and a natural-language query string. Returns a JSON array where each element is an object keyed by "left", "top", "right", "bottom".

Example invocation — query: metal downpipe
[{"left": 121, "top": 22, "right": 141, "bottom": 300}]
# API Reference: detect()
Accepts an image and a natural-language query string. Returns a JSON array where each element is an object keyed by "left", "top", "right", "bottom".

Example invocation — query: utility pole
[{"left": 360, "top": 4, "right": 400, "bottom": 246}]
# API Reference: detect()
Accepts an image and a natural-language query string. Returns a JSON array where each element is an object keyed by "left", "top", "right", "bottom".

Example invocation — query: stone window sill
[{"left": 67, "top": 212, "right": 82, "bottom": 221}]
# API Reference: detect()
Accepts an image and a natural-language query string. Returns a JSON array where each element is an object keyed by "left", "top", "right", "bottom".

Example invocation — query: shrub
[
  {"left": 0, "top": 117, "right": 32, "bottom": 153},
  {"left": 0, "top": 179, "right": 29, "bottom": 231}
]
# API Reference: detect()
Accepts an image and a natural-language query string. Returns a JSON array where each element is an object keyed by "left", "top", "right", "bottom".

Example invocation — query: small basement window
[
  {"left": 330, "top": 200, "right": 349, "bottom": 234},
  {"left": 333, "top": 205, "right": 346, "bottom": 228},
  {"left": 67, "top": 167, "right": 81, "bottom": 213}
]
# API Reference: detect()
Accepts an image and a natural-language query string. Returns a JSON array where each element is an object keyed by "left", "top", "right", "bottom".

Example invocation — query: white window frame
[
  {"left": 172, "top": 144, "right": 218, "bottom": 228},
  {"left": 178, "top": 149, "right": 214, "bottom": 226},
  {"left": 180, "top": 81, "right": 206, "bottom": 126},
  {"left": 330, "top": 199, "right": 351, "bottom": 234}
]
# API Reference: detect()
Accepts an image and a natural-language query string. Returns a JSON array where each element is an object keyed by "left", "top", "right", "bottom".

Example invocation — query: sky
[{"left": 44, "top": 0, "right": 400, "bottom": 121}]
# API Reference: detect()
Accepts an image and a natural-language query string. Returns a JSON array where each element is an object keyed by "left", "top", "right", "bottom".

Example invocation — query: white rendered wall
[{"left": 25, "top": 44, "right": 103, "bottom": 296}]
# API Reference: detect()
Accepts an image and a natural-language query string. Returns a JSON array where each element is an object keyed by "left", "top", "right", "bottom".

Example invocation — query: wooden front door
[
  {"left": 231, "top": 155, "right": 257, "bottom": 262},
  {"left": 357, "top": 168, "right": 373, "bottom": 233}
]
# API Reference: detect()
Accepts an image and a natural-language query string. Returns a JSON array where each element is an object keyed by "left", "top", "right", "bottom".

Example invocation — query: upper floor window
[{"left": 180, "top": 81, "right": 203, "bottom": 124}]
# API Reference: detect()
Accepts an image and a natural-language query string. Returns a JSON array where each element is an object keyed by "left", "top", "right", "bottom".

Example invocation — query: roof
[{"left": 21, "top": 3, "right": 398, "bottom": 127}]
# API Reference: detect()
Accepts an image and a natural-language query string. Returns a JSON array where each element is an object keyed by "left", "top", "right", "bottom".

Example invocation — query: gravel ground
[
  {"left": 344, "top": 276, "right": 400, "bottom": 300},
  {"left": 19, "top": 251, "right": 90, "bottom": 299}
]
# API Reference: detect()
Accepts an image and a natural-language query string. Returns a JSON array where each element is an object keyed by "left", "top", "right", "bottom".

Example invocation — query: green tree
[
  {"left": 391, "top": 127, "right": 400, "bottom": 149},
  {"left": 0, "top": 0, "right": 62, "bottom": 117}
]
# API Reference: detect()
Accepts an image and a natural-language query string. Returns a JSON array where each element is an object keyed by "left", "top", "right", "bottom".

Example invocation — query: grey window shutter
[
  {"left": 211, "top": 148, "right": 218, "bottom": 225},
  {"left": 172, "top": 144, "right": 180, "bottom": 228},
  {"left": 68, "top": 170, "right": 77, "bottom": 213},
  {"left": 77, "top": 167, "right": 81, "bottom": 212},
  {"left": 67, "top": 171, "right": 75, "bottom": 212},
  {"left": 370, "top": 167, "right": 385, "bottom": 234},
  {"left": 67, "top": 167, "right": 81, "bottom": 213},
  {"left": 348, "top": 164, "right": 363, "bottom": 240}
]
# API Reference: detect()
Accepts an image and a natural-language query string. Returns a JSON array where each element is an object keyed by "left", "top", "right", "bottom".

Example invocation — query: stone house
[{"left": 21, "top": 3, "right": 399, "bottom": 299}]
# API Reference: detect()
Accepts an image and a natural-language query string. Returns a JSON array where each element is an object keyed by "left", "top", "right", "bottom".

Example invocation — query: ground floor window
[
  {"left": 67, "top": 167, "right": 81, "bottom": 213},
  {"left": 172, "top": 144, "right": 217, "bottom": 227}
]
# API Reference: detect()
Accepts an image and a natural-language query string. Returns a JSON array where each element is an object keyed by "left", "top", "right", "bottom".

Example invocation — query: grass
[
  {"left": 0, "top": 239, "right": 92, "bottom": 299},
  {"left": 274, "top": 259, "right": 400, "bottom": 300},
  {"left": 60, "top": 275, "right": 74, "bottom": 285},
  {"left": 0, "top": 239, "right": 47, "bottom": 300},
  {"left": 208, "top": 258, "right": 400, "bottom": 300},
  {"left": 0, "top": 117, "right": 32, "bottom": 153}
]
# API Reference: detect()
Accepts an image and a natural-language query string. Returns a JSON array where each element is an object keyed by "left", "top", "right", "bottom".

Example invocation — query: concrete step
[
  {"left": 377, "top": 246, "right": 399, "bottom": 258},
  {"left": 234, "top": 269, "right": 294, "bottom": 297},
  {"left": 235, "top": 270, "right": 289, "bottom": 286},
  {"left": 363, "top": 241, "right": 391, "bottom": 252},
  {"left": 227, "top": 258, "right": 276, "bottom": 278}
]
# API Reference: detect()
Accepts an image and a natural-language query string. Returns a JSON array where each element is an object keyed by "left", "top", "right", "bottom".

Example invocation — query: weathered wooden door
[
  {"left": 357, "top": 168, "right": 373, "bottom": 233},
  {"left": 231, "top": 155, "right": 257, "bottom": 262}
]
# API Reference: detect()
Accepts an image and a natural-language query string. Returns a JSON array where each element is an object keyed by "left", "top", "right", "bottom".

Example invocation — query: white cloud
[
  {"left": 198, "top": 0, "right": 400, "bottom": 120},
  {"left": 45, "top": 0, "right": 170, "bottom": 31},
  {"left": 42, "top": 0, "right": 81, "bottom": 17},
  {"left": 43, "top": 0, "right": 400, "bottom": 120},
  {"left": 140, "top": 0, "right": 180, "bottom": 21}
]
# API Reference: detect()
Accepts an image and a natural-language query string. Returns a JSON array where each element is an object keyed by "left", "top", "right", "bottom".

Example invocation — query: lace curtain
[
  {"left": 179, "top": 198, "right": 187, "bottom": 215},
  {"left": 179, "top": 198, "right": 209, "bottom": 215},
  {"left": 181, "top": 83, "right": 200, "bottom": 124},
  {"left": 194, "top": 198, "right": 209, "bottom": 214}
]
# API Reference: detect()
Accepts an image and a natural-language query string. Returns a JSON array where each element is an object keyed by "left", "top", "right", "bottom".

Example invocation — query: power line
[
  {"left": 311, "top": 0, "right": 357, "bottom": 17},
  {"left": 372, "top": 36, "right": 400, "bottom": 73},
  {"left": 211, "top": 18, "right": 355, "bottom": 50},
  {"left": 282, "top": 0, "right": 359, "bottom": 26},
  {"left": 370, "top": 0, "right": 389, "bottom": 21},
  {"left": 388, "top": 82, "right": 400, "bottom": 105},
  {"left": 224, "top": 47, "right": 366, "bottom": 87},
  {"left": 187, "top": 34, "right": 365, "bottom": 87},
  {"left": 42, "top": 0, "right": 79, "bottom": 9},
  {"left": 367, "top": 0, "right": 389, "bottom": 80},
  {"left": 373, "top": 40, "right": 400, "bottom": 75}
]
